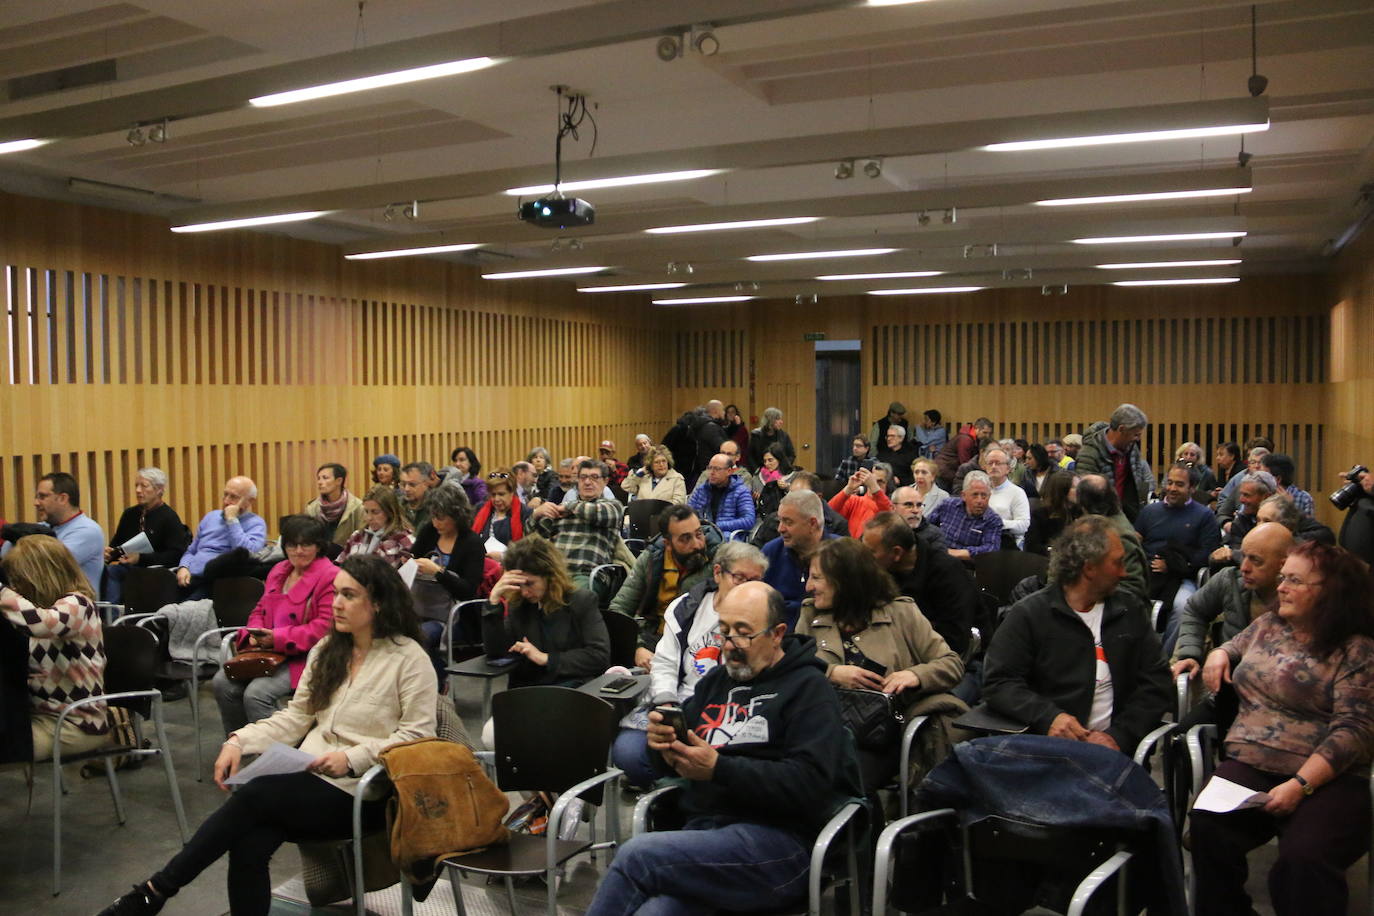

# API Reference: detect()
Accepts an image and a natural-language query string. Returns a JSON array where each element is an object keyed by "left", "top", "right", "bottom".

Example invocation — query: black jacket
[
  {"left": 481, "top": 588, "right": 609, "bottom": 689},
  {"left": 109, "top": 503, "right": 192, "bottom": 568},
  {"left": 1339, "top": 493, "right": 1374, "bottom": 565},
  {"left": 691, "top": 414, "right": 727, "bottom": 482},
  {"left": 746, "top": 427, "right": 796, "bottom": 473},
  {"left": 877, "top": 443, "right": 922, "bottom": 488},
  {"left": 411, "top": 524, "right": 485, "bottom": 602},
  {"left": 895, "top": 545, "right": 977, "bottom": 657},
  {"left": 983, "top": 583, "right": 1171, "bottom": 753},
  {"left": 668, "top": 633, "right": 863, "bottom": 838}
]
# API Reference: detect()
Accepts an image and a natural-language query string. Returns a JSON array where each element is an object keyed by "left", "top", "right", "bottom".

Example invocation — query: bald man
[{"left": 175, "top": 475, "right": 267, "bottom": 597}]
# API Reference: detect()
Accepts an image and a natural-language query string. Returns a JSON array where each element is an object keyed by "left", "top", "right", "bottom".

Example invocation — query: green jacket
[{"left": 609, "top": 523, "right": 723, "bottom": 649}]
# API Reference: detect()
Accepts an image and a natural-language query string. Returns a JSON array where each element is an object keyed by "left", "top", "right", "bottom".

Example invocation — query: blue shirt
[
  {"left": 52, "top": 512, "right": 106, "bottom": 598},
  {"left": 929, "top": 500, "right": 1003, "bottom": 555},
  {"left": 179, "top": 510, "right": 267, "bottom": 575},
  {"left": 760, "top": 532, "right": 841, "bottom": 631}
]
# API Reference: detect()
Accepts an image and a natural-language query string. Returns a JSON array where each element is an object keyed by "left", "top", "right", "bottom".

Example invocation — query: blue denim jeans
[
  {"left": 584, "top": 817, "right": 810, "bottom": 916},
  {"left": 1160, "top": 579, "right": 1196, "bottom": 659},
  {"left": 611, "top": 726, "right": 659, "bottom": 788}
]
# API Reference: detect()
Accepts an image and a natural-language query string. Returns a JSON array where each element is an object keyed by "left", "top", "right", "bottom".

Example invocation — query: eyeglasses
[
  {"left": 487, "top": 471, "right": 511, "bottom": 480},
  {"left": 710, "top": 626, "right": 778, "bottom": 648},
  {"left": 577, "top": 473, "right": 603, "bottom": 482},
  {"left": 1277, "top": 574, "right": 1324, "bottom": 589},
  {"left": 723, "top": 569, "right": 764, "bottom": 586}
]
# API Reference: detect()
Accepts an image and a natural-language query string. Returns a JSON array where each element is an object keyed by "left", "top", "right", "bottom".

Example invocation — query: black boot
[{"left": 94, "top": 882, "right": 166, "bottom": 915}]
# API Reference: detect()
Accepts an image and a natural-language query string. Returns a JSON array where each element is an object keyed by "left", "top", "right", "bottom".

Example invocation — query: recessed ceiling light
[
  {"left": 504, "top": 170, "right": 722, "bottom": 196},
  {"left": 746, "top": 248, "right": 897, "bottom": 262},
  {"left": 171, "top": 211, "right": 330, "bottom": 233},
  {"left": 481, "top": 266, "right": 607, "bottom": 279},
  {"left": 578, "top": 282, "right": 687, "bottom": 293},
  {"left": 1036, "top": 187, "right": 1252, "bottom": 206},
  {"left": 652, "top": 295, "right": 756, "bottom": 305},
  {"left": 983, "top": 122, "right": 1268, "bottom": 152},
  {"left": 0, "top": 138, "right": 47, "bottom": 155},
  {"left": 645, "top": 217, "right": 820, "bottom": 235},
  {"left": 817, "top": 270, "right": 943, "bottom": 281},
  {"left": 1112, "top": 278, "right": 1241, "bottom": 287},
  {"left": 868, "top": 286, "right": 985, "bottom": 295},
  {"left": 1096, "top": 259, "right": 1242, "bottom": 270},
  {"left": 249, "top": 57, "right": 498, "bottom": 107},
  {"left": 1072, "top": 231, "right": 1247, "bottom": 245},
  {"left": 345, "top": 243, "right": 481, "bottom": 260}
]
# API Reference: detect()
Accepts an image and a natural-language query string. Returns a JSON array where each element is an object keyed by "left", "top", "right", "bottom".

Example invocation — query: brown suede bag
[{"left": 379, "top": 737, "right": 510, "bottom": 889}]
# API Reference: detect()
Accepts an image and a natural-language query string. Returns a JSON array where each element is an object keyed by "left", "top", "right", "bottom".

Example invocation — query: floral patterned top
[{"left": 1222, "top": 613, "right": 1374, "bottom": 776}]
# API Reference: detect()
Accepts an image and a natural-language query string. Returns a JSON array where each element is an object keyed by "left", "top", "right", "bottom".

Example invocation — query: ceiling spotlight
[
  {"left": 862, "top": 158, "right": 883, "bottom": 179},
  {"left": 126, "top": 127, "right": 146, "bottom": 147},
  {"left": 402, "top": 200, "right": 418, "bottom": 220},
  {"left": 146, "top": 119, "right": 168, "bottom": 144},
  {"left": 963, "top": 243, "right": 998, "bottom": 258},
  {"left": 666, "top": 261, "right": 694, "bottom": 276},
  {"left": 656, "top": 34, "right": 683, "bottom": 61},
  {"left": 691, "top": 25, "right": 719, "bottom": 56},
  {"left": 382, "top": 204, "right": 398, "bottom": 222},
  {"left": 1238, "top": 149, "right": 1253, "bottom": 167},
  {"left": 834, "top": 160, "right": 855, "bottom": 180},
  {"left": 943, "top": 207, "right": 957, "bottom": 224},
  {"left": 1247, "top": 5, "right": 1268, "bottom": 96},
  {"left": 733, "top": 281, "right": 761, "bottom": 292},
  {"left": 1002, "top": 268, "right": 1033, "bottom": 280},
  {"left": 917, "top": 211, "right": 931, "bottom": 226},
  {"left": 795, "top": 294, "right": 818, "bottom": 305},
  {"left": 550, "top": 237, "right": 584, "bottom": 252},
  {"left": 1040, "top": 284, "right": 1069, "bottom": 296}
]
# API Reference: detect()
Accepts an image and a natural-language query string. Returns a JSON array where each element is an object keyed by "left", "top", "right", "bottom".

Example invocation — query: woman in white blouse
[{"left": 97, "top": 555, "right": 436, "bottom": 916}]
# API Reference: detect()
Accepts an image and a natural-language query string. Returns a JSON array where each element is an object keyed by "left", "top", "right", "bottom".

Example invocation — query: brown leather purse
[{"left": 223, "top": 650, "right": 287, "bottom": 682}]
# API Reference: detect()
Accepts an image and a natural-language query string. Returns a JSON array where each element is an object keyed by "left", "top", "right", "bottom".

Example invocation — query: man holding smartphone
[{"left": 584, "top": 581, "right": 860, "bottom": 916}]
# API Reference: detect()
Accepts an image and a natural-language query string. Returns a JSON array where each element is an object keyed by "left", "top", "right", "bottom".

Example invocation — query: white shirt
[
  {"left": 1074, "top": 602, "right": 1114, "bottom": 733},
  {"left": 651, "top": 591, "right": 722, "bottom": 703},
  {"left": 989, "top": 478, "right": 1031, "bottom": 544}
]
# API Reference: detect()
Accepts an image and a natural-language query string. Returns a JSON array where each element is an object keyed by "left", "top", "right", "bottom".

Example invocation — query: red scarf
[{"left": 471, "top": 500, "right": 523, "bottom": 543}]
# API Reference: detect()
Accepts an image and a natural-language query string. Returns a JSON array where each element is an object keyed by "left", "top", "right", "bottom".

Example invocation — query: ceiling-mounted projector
[{"left": 518, "top": 196, "right": 595, "bottom": 229}]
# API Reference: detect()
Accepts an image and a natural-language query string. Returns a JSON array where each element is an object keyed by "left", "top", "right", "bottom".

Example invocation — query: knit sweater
[{"left": 1, "top": 588, "right": 108, "bottom": 735}]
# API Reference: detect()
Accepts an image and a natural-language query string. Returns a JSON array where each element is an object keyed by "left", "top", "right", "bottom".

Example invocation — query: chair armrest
[
  {"left": 447, "top": 599, "right": 488, "bottom": 666},
  {"left": 633, "top": 783, "right": 685, "bottom": 836},
  {"left": 809, "top": 801, "right": 865, "bottom": 914},
  {"left": 1175, "top": 673, "right": 1190, "bottom": 723},
  {"left": 550, "top": 768, "right": 624, "bottom": 825},
  {"left": 55, "top": 689, "right": 161, "bottom": 734},
  {"left": 1132, "top": 722, "right": 1176, "bottom": 767},
  {"left": 95, "top": 602, "right": 125, "bottom": 624},
  {"left": 1186, "top": 723, "right": 1218, "bottom": 799},
  {"left": 898, "top": 715, "right": 931, "bottom": 818},
  {"left": 1150, "top": 600, "right": 1164, "bottom": 630},
  {"left": 193, "top": 626, "right": 246, "bottom": 667},
  {"left": 355, "top": 763, "right": 395, "bottom": 803},
  {"left": 1066, "top": 848, "right": 1133, "bottom": 916},
  {"left": 873, "top": 808, "right": 958, "bottom": 915},
  {"left": 110, "top": 612, "right": 159, "bottom": 627}
]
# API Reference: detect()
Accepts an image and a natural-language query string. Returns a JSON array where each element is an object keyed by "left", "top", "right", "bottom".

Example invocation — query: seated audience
[
  {"left": 935, "top": 417, "right": 992, "bottom": 491},
  {"left": 1018, "top": 443, "right": 1063, "bottom": 500},
  {"left": 929, "top": 471, "right": 1003, "bottom": 560},
  {"left": 834, "top": 435, "right": 872, "bottom": 483},
  {"left": 983, "top": 515, "right": 1172, "bottom": 755},
  {"left": 370, "top": 454, "right": 402, "bottom": 490},
  {"left": 750, "top": 472, "right": 848, "bottom": 546},
  {"left": 410, "top": 485, "right": 484, "bottom": 683},
  {"left": 869, "top": 401, "right": 911, "bottom": 450},
  {"left": 688, "top": 454, "right": 756, "bottom": 535},
  {"left": 212, "top": 516, "right": 336, "bottom": 735},
  {"left": 398, "top": 462, "right": 435, "bottom": 532},
  {"left": 1006, "top": 438, "right": 1030, "bottom": 483},
  {"left": 533, "top": 458, "right": 623, "bottom": 585},
  {"left": 599, "top": 440, "right": 630, "bottom": 488},
  {"left": 526, "top": 447, "right": 556, "bottom": 503},
  {"left": 829, "top": 464, "right": 893, "bottom": 538},
  {"left": 1074, "top": 403, "right": 1152, "bottom": 522},
  {"left": 610, "top": 505, "right": 720, "bottom": 669},
  {"left": 799, "top": 537, "right": 963, "bottom": 792},
  {"left": 510, "top": 461, "right": 538, "bottom": 505},
  {"left": 1062, "top": 433, "right": 1084, "bottom": 467},
  {"left": 761, "top": 490, "right": 841, "bottom": 630},
  {"left": 863, "top": 511, "right": 975, "bottom": 657},
  {"left": 1216, "top": 446, "right": 1271, "bottom": 522},
  {"left": 546, "top": 457, "right": 576, "bottom": 506},
  {"left": 303, "top": 463, "right": 365, "bottom": 546},
  {"left": 441, "top": 447, "right": 487, "bottom": 509},
  {"left": 103, "top": 467, "right": 192, "bottom": 605},
  {"left": 34, "top": 472, "right": 105, "bottom": 599},
  {"left": 911, "top": 457, "right": 949, "bottom": 516},
  {"left": 747, "top": 407, "right": 796, "bottom": 474},
  {"left": 622, "top": 446, "right": 688, "bottom": 505},
  {"left": 1193, "top": 542, "right": 1374, "bottom": 916},
  {"left": 1045, "top": 438, "right": 1068, "bottom": 469},
  {"left": 559, "top": 456, "right": 617, "bottom": 506},
  {"left": 877, "top": 424, "right": 921, "bottom": 488},
  {"left": 1024, "top": 471, "right": 1075, "bottom": 556},
  {"left": 916, "top": 408, "right": 947, "bottom": 459},
  {"left": 889, "top": 486, "right": 950, "bottom": 553},
  {"left": 1211, "top": 441, "right": 1242, "bottom": 501},
  {"left": 1256, "top": 493, "right": 1335, "bottom": 545},
  {"left": 982, "top": 444, "right": 1030, "bottom": 548},
  {"left": 1211, "top": 471, "right": 1279, "bottom": 568},
  {"left": 583, "top": 581, "right": 861, "bottom": 916},
  {"left": 471, "top": 469, "right": 531, "bottom": 553},
  {"left": 757, "top": 442, "right": 793, "bottom": 486},
  {"left": 723, "top": 404, "right": 750, "bottom": 454},
  {"left": 97, "top": 555, "right": 436, "bottom": 916},
  {"left": 1173, "top": 441, "right": 1218, "bottom": 502},
  {"left": 0, "top": 535, "right": 107, "bottom": 761},
  {"left": 1071, "top": 474, "right": 1149, "bottom": 607},
  {"left": 699, "top": 439, "right": 752, "bottom": 491},
  {"left": 1134, "top": 462, "right": 1221, "bottom": 656},
  {"left": 175, "top": 477, "right": 266, "bottom": 598},
  {"left": 1262, "top": 451, "right": 1314, "bottom": 518},
  {"left": 339, "top": 486, "right": 414, "bottom": 569},
  {"left": 626, "top": 434, "right": 655, "bottom": 473}
]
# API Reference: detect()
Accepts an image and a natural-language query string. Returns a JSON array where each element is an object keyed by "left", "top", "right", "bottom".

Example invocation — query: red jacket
[{"left": 828, "top": 487, "right": 893, "bottom": 538}]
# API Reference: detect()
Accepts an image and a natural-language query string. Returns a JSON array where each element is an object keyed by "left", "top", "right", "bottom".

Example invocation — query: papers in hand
[
  {"left": 484, "top": 535, "right": 506, "bottom": 556},
  {"left": 119, "top": 532, "right": 154, "bottom": 555},
  {"left": 397, "top": 558, "right": 419, "bottom": 589},
  {"left": 224, "top": 741, "right": 316, "bottom": 786},
  {"left": 1192, "top": 776, "right": 1271, "bottom": 813}
]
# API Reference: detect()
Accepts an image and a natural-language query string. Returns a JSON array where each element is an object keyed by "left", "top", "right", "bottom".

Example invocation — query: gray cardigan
[{"left": 1172, "top": 566, "right": 1256, "bottom": 664}]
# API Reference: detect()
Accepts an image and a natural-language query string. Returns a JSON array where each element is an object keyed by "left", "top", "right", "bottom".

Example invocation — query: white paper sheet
[
  {"left": 484, "top": 535, "right": 506, "bottom": 556},
  {"left": 119, "top": 532, "right": 154, "bottom": 555},
  {"left": 397, "top": 558, "right": 419, "bottom": 589},
  {"left": 223, "top": 741, "right": 317, "bottom": 786},
  {"left": 1192, "top": 776, "right": 1271, "bottom": 813}
]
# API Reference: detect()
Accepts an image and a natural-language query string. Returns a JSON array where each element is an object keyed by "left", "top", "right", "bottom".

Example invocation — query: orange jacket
[{"left": 828, "top": 487, "right": 893, "bottom": 538}]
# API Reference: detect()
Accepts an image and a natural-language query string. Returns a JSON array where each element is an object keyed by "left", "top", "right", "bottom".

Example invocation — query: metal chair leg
[
  {"left": 151, "top": 696, "right": 190, "bottom": 840},
  {"left": 103, "top": 757, "right": 127, "bottom": 824},
  {"left": 52, "top": 748, "right": 63, "bottom": 896},
  {"left": 449, "top": 868, "right": 468, "bottom": 916},
  {"left": 191, "top": 673, "right": 203, "bottom": 781},
  {"left": 506, "top": 875, "right": 521, "bottom": 915}
]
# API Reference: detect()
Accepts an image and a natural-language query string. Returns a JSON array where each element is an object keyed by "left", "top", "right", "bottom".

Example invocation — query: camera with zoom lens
[{"left": 1330, "top": 464, "right": 1369, "bottom": 511}]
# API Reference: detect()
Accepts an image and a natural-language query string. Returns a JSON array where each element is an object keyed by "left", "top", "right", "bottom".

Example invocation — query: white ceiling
[{"left": 0, "top": 0, "right": 1371, "bottom": 298}]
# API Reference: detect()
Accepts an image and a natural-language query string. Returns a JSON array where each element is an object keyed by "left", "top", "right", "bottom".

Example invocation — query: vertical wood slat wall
[
  {"left": 1328, "top": 228, "right": 1374, "bottom": 512},
  {"left": 0, "top": 191, "right": 674, "bottom": 536}
]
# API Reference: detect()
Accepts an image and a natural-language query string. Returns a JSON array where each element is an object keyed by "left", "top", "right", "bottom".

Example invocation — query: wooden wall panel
[{"left": 1328, "top": 226, "right": 1374, "bottom": 531}]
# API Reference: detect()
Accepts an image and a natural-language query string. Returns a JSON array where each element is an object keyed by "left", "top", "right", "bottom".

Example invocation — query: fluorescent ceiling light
[
  {"left": 481, "top": 266, "right": 607, "bottom": 280},
  {"left": 0, "top": 138, "right": 47, "bottom": 155},
  {"left": 346, "top": 243, "right": 481, "bottom": 260},
  {"left": 867, "top": 0, "right": 935, "bottom": 5},
  {"left": 869, "top": 286, "right": 985, "bottom": 296},
  {"left": 504, "top": 170, "right": 721, "bottom": 196},
  {"left": 746, "top": 248, "right": 897, "bottom": 262},
  {"left": 1112, "top": 278, "right": 1241, "bottom": 287},
  {"left": 1096, "top": 259, "right": 1241, "bottom": 270},
  {"left": 578, "top": 282, "right": 687, "bottom": 293},
  {"left": 983, "top": 122, "right": 1268, "bottom": 152},
  {"left": 817, "top": 270, "right": 943, "bottom": 281},
  {"left": 249, "top": 57, "right": 497, "bottom": 107},
  {"left": 645, "top": 217, "right": 820, "bottom": 235},
  {"left": 170, "top": 211, "right": 329, "bottom": 233},
  {"left": 1073, "top": 231, "right": 1246, "bottom": 245},
  {"left": 1037, "top": 187, "right": 1252, "bottom": 207},
  {"left": 652, "top": 296, "right": 755, "bottom": 305}
]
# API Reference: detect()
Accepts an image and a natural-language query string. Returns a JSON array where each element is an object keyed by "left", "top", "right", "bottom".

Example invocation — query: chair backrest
[
  {"left": 590, "top": 564, "right": 627, "bottom": 610},
  {"left": 123, "top": 565, "right": 182, "bottom": 615},
  {"left": 491, "top": 686, "right": 618, "bottom": 802},
  {"left": 626, "top": 499, "right": 672, "bottom": 539},
  {"left": 213, "top": 576, "right": 267, "bottom": 628},
  {"left": 102, "top": 624, "right": 161, "bottom": 717},
  {"left": 602, "top": 610, "right": 640, "bottom": 668},
  {"left": 972, "top": 550, "right": 1049, "bottom": 607}
]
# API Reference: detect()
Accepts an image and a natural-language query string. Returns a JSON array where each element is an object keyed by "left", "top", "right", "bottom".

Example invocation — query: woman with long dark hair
[
  {"left": 444, "top": 445, "right": 488, "bottom": 508},
  {"left": 97, "top": 555, "right": 436, "bottom": 916}
]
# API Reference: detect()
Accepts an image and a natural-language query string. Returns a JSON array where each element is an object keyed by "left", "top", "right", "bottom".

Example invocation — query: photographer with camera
[{"left": 1333, "top": 465, "right": 1374, "bottom": 566}]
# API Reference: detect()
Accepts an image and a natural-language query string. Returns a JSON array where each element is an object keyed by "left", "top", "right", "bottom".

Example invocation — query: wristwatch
[{"left": 1293, "top": 774, "right": 1315, "bottom": 796}]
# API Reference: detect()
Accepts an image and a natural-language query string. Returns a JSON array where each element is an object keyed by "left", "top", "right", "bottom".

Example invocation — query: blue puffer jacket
[{"left": 688, "top": 473, "right": 756, "bottom": 533}]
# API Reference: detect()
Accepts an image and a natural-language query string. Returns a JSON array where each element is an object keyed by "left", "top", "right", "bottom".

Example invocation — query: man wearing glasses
[
  {"left": 532, "top": 458, "right": 623, "bottom": 586},
  {"left": 586, "top": 580, "right": 860, "bottom": 916}
]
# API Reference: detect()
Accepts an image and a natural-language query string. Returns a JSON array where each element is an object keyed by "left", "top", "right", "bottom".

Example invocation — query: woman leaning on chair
[
  {"left": 0, "top": 534, "right": 108, "bottom": 761},
  {"left": 212, "top": 515, "right": 337, "bottom": 735},
  {"left": 796, "top": 537, "right": 963, "bottom": 793},
  {"left": 97, "top": 555, "right": 437, "bottom": 916},
  {"left": 1192, "top": 541, "right": 1374, "bottom": 916}
]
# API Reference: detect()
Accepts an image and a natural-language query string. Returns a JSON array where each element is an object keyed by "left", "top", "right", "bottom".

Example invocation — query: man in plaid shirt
[
  {"left": 532, "top": 458, "right": 623, "bottom": 585},
  {"left": 929, "top": 470, "right": 1004, "bottom": 560}
]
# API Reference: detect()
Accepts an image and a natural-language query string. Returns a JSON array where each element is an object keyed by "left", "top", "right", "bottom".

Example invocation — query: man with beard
[
  {"left": 585, "top": 581, "right": 860, "bottom": 916},
  {"left": 610, "top": 505, "right": 722, "bottom": 670}
]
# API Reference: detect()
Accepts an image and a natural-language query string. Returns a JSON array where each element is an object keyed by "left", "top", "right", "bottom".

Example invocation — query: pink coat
[{"left": 239, "top": 556, "right": 337, "bottom": 688}]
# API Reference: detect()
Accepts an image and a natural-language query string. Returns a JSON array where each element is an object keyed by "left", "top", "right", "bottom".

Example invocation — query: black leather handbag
[{"left": 835, "top": 686, "right": 904, "bottom": 751}]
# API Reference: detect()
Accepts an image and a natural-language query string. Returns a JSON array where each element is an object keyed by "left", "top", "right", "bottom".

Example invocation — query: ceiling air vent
[{"left": 8, "top": 59, "right": 118, "bottom": 102}]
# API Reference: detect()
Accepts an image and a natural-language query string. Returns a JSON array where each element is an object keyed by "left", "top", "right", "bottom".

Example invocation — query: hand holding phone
[{"left": 652, "top": 704, "right": 690, "bottom": 744}]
